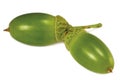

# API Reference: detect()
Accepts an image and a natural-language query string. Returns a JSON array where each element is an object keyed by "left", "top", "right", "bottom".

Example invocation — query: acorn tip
[
  {"left": 3, "top": 28, "right": 9, "bottom": 32},
  {"left": 107, "top": 68, "right": 113, "bottom": 73}
]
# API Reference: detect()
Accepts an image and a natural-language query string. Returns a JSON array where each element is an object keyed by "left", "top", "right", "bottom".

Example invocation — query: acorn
[
  {"left": 63, "top": 27, "right": 114, "bottom": 74},
  {"left": 4, "top": 13, "right": 71, "bottom": 46}
]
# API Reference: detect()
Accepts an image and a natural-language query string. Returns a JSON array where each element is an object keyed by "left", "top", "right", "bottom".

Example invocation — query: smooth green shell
[
  {"left": 8, "top": 13, "right": 70, "bottom": 46},
  {"left": 64, "top": 30, "right": 114, "bottom": 73},
  {"left": 9, "top": 13, "right": 56, "bottom": 46}
]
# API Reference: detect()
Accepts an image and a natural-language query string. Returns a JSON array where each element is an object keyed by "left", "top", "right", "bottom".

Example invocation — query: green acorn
[
  {"left": 4, "top": 13, "right": 114, "bottom": 74},
  {"left": 63, "top": 27, "right": 114, "bottom": 74},
  {"left": 4, "top": 13, "right": 71, "bottom": 46}
]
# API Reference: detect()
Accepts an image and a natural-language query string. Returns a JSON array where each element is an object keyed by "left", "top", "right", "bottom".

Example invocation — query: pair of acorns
[{"left": 4, "top": 13, "right": 114, "bottom": 74}]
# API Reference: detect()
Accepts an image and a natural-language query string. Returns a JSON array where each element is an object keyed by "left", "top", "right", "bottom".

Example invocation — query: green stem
[{"left": 73, "top": 23, "right": 102, "bottom": 29}]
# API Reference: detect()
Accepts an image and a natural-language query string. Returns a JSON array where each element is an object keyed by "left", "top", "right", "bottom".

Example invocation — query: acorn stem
[
  {"left": 73, "top": 23, "right": 102, "bottom": 29},
  {"left": 4, "top": 28, "right": 9, "bottom": 32}
]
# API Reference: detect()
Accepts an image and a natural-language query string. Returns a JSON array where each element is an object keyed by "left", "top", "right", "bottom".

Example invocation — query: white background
[{"left": 0, "top": 0, "right": 120, "bottom": 80}]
